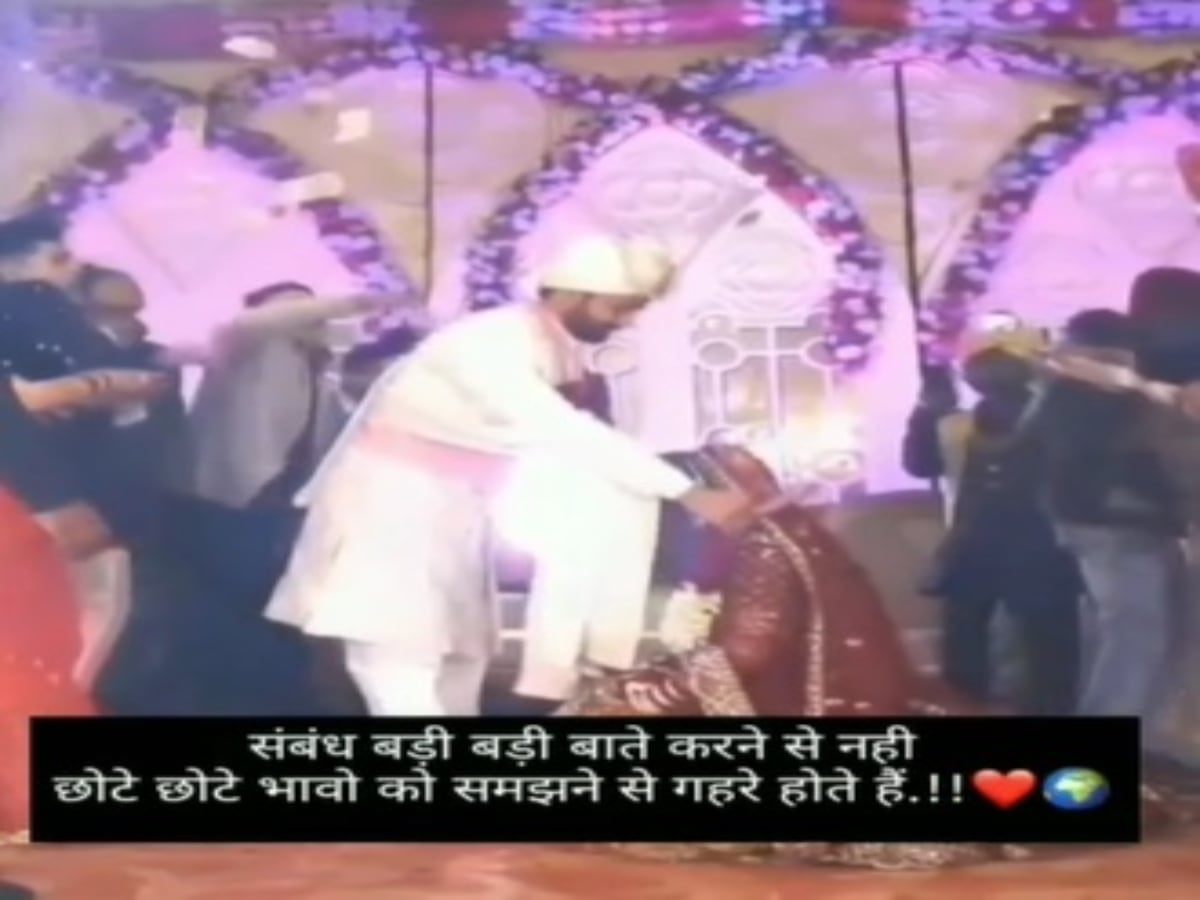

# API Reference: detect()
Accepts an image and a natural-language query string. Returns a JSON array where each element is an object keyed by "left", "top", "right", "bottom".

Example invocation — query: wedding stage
[{"left": 8, "top": 0, "right": 1200, "bottom": 894}]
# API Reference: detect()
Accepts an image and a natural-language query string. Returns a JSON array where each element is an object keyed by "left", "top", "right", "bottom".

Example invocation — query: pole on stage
[{"left": 890, "top": 63, "right": 954, "bottom": 494}]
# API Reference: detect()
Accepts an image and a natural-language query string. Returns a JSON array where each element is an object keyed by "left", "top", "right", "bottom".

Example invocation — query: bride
[{"left": 557, "top": 441, "right": 1192, "bottom": 869}]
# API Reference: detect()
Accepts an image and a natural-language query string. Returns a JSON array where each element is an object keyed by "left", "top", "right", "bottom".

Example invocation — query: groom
[{"left": 266, "top": 235, "right": 756, "bottom": 716}]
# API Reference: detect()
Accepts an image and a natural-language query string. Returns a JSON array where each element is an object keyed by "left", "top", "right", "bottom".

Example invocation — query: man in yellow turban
[
  {"left": 902, "top": 320, "right": 1080, "bottom": 716},
  {"left": 266, "top": 234, "right": 755, "bottom": 716},
  {"left": 956, "top": 322, "right": 1048, "bottom": 365}
]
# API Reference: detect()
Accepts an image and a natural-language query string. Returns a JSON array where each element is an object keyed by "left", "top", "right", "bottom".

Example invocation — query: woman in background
[
  {"left": 0, "top": 485, "right": 92, "bottom": 841},
  {"left": 1041, "top": 309, "right": 1186, "bottom": 752},
  {"left": 0, "top": 369, "right": 162, "bottom": 840}
]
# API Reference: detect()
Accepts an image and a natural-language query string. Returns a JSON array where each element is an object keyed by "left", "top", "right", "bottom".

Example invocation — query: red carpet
[{"left": 3, "top": 836, "right": 1200, "bottom": 898}]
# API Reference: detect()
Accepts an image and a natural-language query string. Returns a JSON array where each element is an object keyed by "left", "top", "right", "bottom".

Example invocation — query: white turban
[{"left": 538, "top": 235, "right": 675, "bottom": 298}]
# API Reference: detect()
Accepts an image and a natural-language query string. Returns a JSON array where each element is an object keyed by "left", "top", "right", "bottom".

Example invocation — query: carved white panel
[{"left": 986, "top": 113, "right": 1200, "bottom": 327}]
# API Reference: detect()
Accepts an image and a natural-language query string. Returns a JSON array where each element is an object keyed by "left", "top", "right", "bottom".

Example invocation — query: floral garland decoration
[
  {"left": 37, "top": 34, "right": 1186, "bottom": 364},
  {"left": 920, "top": 60, "right": 1200, "bottom": 362},
  {"left": 205, "top": 121, "right": 412, "bottom": 295},
  {"left": 31, "top": 63, "right": 193, "bottom": 212},
  {"left": 675, "top": 31, "right": 1139, "bottom": 97},
  {"left": 464, "top": 79, "right": 887, "bottom": 370},
  {"left": 667, "top": 31, "right": 1171, "bottom": 364},
  {"left": 463, "top": 33, "right": 1150, "bottom": 373},
  {"left": 27, "top": 59, "right": 409, "bottom": 298},
  {"left": 209, "top": 40, "right": 622, "bottom": 116},
  {"left": 206, "top": 39, "right": 626, "bottom": 304},
  {"left": 204, "top": 51, "right": 414, "bottom": 297}
]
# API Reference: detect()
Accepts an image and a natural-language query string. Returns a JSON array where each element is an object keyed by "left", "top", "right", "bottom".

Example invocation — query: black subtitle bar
[{"left": 30, "top": 716, "right": 1138, "bottom": 843}]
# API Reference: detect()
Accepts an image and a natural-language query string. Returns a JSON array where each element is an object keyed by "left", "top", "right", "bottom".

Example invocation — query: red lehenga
[
  {"left": 562, "top": 445, "right": 1187, "bottom": 869},
  {"left": 0, "top": 488, "right": 96, "bottom": 841}
]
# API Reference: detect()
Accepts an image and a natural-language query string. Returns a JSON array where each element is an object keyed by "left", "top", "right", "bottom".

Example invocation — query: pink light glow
[{"left": 66, "top": 138, "right": 362, "bottom": 352}]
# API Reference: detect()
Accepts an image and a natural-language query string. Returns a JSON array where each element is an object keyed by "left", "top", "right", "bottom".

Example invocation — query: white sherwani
[{"left": 265, "top": 305, "right": 693, "bottom": 714}]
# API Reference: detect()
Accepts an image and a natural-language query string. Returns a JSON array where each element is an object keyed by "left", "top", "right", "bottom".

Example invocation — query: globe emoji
[{"left": 1043, "top": 768, "right": 1110, "bottom": 810}]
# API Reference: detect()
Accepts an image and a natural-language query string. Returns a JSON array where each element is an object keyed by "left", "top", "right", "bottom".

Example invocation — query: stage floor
[{"left": 3, "top": 835, "right": 1200, "bottom": 899}]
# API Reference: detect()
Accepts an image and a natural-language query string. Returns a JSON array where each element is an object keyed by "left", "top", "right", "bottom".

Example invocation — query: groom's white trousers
[{"left": 266, "top": 446, "right": 659, "bottom": 715}]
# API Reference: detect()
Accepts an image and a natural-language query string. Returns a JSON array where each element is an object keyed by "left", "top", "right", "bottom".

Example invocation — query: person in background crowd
[
  {"left": 188, "top": 282, "right": 386, "bottom": 510},
  {"left": 64, "top": 263, "right": 227, "bottom": 715},
  {"left": 92, "top": 278, "right": 392, "bottom": 717},
  {"left": 1129, "top": 266, "right": 1200, "bottom": 389},
  {"left": 73, "top": 264, "right": 194, "bottom": 492},
  {"left": 1, "top": 368, "right": 172, "bottom": 842},
  {"left": 100, "top": 317, "right": 422, "bottom": 718},
  {"left": 267, "top": 235, "right": 755, "bottom": 717},
  {"left": 1128, "top": 269, "right": 1200, "bottom": 767},
  {"left": 73, "top": 263, "right": 149, "bottom": 346},
  {"left": 1042, "top": 309, "right": 1186, "bottom": 746},
  {"left": 0, "top": 215, "right": 166, "bottom": 541},
  {"left": 901, "top": 326, "right": 1081, "bottom": 715},
  {"left": 0, "top": 214, "right": 167, "bottom": 695}
]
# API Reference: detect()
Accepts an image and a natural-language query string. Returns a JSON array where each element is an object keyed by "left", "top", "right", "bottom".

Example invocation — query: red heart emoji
[{"left": 972, "top": 769, "right": 1037, "bottom": 809}]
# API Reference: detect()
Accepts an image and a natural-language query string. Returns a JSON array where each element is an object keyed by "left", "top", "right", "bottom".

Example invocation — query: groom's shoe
[{"left": 0, "top": 882, "right": 37, "bottom": 899}]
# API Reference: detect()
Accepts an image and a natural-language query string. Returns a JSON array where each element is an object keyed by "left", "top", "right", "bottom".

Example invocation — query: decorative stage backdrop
[
  {"left": 3, "top": 26, "right": 1200, "bottom": 501},
  {"left": 25, "top": 1, "right": 1200, "bottom": 59}
]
